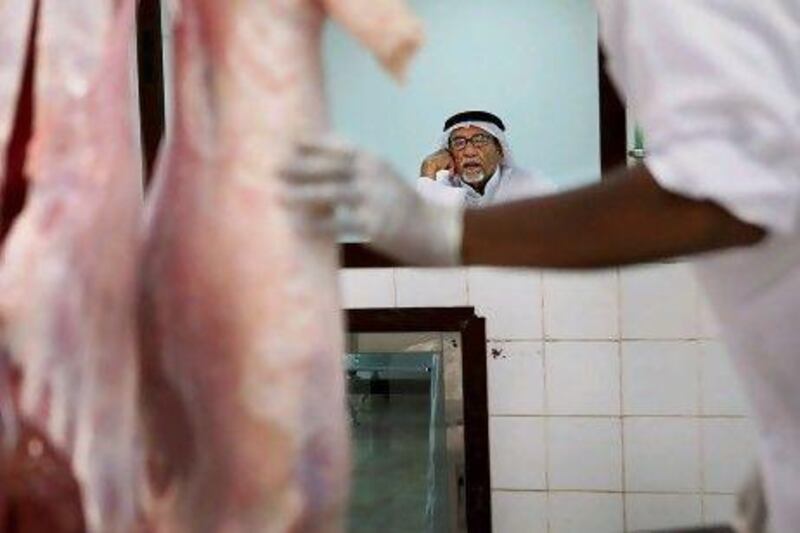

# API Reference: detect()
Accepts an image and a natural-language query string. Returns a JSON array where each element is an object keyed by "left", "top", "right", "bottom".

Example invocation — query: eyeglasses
[{"left": 449, "top": 133, "right": 494, "bottom": 152}]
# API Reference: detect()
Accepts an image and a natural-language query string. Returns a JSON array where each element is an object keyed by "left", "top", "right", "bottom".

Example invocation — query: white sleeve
[
  {"left": 416, "top": 177, "right": 466, "bottom": 207},
  {"left": 520, "top": 170, "right": 558, "bottom": 196},
  {"left": 598, "top": 0, "right": 800, "bottom": 234},
  {"left": 501, "top": 169, "right": 558, "bottom": 201}
]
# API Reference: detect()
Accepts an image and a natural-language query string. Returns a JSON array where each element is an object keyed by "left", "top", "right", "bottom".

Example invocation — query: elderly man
[{"left": 416, "top": 111, "right": 554, "bottom": 207}]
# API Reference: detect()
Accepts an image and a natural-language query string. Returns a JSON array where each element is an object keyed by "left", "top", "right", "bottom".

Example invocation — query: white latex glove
[{"left": 280, "top": 138, "right": 464, "bottom": 266}]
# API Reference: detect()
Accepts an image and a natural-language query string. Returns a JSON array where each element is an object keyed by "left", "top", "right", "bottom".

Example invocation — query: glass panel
[{"left": 345, "top": 352, "right": 449, "bottom": 533}]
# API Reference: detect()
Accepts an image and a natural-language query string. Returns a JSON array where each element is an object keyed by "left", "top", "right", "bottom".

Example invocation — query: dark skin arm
[{"left": 461, "top": 164, "right": 766, "bottom": 268}]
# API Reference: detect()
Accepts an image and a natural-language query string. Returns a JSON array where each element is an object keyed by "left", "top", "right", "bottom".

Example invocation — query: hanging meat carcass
[
  {"left": 138, "top": 0, "right": 422, "bottom": 531},
  {"left": 0, "top": 0, "right": 144, "bottom": 531}
]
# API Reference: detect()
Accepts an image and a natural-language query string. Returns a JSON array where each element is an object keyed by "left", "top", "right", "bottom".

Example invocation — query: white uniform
[
  {"left": 596, "top": 1, "right": 800, "bottom": 531},
  {"left": 417, "top": 166, "right": 555, "bottom": 208}
]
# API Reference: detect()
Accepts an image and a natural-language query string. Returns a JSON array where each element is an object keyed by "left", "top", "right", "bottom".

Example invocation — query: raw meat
[
  {"left": 0, "top": 0, "right": 37, "bottom": 199},
  {"left": 138, "top": 0, "right": 422, "bottom": 531},
  {"left": 0, "top": 0, "right": 36, "bottom": 242},
  {"left": 0, "top": 414, "right": 86, "bottom": 533},
  {"left": 0, "top": 1, "right": 143, "bottom": 531}
]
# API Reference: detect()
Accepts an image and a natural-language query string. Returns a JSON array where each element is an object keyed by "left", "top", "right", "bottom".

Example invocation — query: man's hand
[
  {"left": 420, "top": 149, "right": 454, "bottom": 179},
  {"left": 280, "top": 138, "right": 464, "bottom": 266}
]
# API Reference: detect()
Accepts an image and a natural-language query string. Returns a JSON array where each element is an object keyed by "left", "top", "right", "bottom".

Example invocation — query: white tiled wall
[
  {"left": 340, "top": 263, "right": 756, "bottom": 532},
  {"left": 625, "top": 493, "right": 703, "bottom": 531},
  {"left": 468, "top": 268, "right": 544, "bottom": 340},
  {"left": 543, "top": 270, "right": 619, "bottom": 340},
  {"left": 548, "top": 418, "right": 623, "bottom": 491},
  {"left": 488, "top": 341, "right": 545, "bottom": 416},
  {"left": 490, "top": 416, "right": 548, "bottom": 491},
  {"left": 620, "top": 263, "right": 700, "bottom": 339},
  {"left": 624, "top": 418, "right": 701, "bottom": 492},
  {"left": 493, "top": 492, "right": 548, "bottom": 533},
  {"left": 340, "top": 268, "right": 396, "bottom": 309},
  {"left": 546, "top": 342, "right": 620, "bottom": 416},
  {"left": 549, "top": 493, "right": 624, "bottom": 533},
  {"left": 622, "top": 341, "right": 700, "bottom": 416},
  {"left": 395, "top": 268, "right": 469, "bottom": 307}
]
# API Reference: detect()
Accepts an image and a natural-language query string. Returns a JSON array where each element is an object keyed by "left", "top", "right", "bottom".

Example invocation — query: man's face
[{"left": 449, "top": 125, "right": 503, "bottom": 190}]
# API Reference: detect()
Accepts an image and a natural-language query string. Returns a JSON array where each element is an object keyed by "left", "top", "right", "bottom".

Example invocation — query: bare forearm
[{"left": 461, "top": 164, "right": 766, "bottom": 268}]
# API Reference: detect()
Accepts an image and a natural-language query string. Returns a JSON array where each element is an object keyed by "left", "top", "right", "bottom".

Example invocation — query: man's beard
[{"left": 461, "top": 169, "right": 486, "bottom": 186}]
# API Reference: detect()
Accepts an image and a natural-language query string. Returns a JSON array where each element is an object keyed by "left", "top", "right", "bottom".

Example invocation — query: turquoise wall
[{"left": 323, "top": 0, "right": 600, "bottom": 189}]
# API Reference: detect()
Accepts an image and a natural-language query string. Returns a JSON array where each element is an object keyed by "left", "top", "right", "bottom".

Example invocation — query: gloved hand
[{"left": 280, "top": 138, "right": 464, "bottom": 266}]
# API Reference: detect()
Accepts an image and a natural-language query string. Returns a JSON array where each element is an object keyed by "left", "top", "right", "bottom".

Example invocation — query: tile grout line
[
  {"left": 616, "top": 268, "right": 629, "bottom": 531},
  {"left": 698, "top": 385, "right": 708, "bottom": 522},
  {"left": 489, "top": 414, "right": 747, "bottom": 420},
  {"left": 485, "top": 336, "right": 720, "bottom": 343},
  {"left": 698, "top": 340, "right": 707, "bottom": 524},
  {"left": 492, "top": 488, "right": 738, "bottom": 496},
  {"left": 540, "top": 271, "right": 552, "bottom": 533}
]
